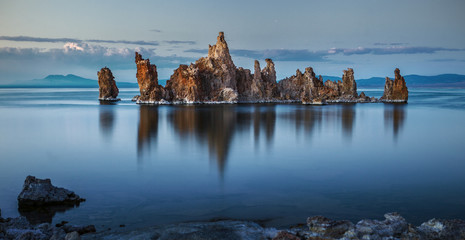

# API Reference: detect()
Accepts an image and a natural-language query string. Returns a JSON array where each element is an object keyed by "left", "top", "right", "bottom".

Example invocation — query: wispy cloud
[
  {"left": 86, "top": 39, "right": 159, "bottom": 46},
  {"left": 0, "top": 43, "right": 195, "bottom": 70},
  {"left": 0, "top": 35, "right": 197, "bottom": 47},
  {"left": 164, "top": 40, "right": 196, "bottom": 45},
  {"left": 0, "top": 35, "right": 160, "bottom": 46},
  {"left": 0, "top": 36, "right": 80, "bottom": 43},
  {"left": 429, "top": 58, "right": 465, "bottom": 62},
  {"left": 185, "top": 46, "right": 464, "bottom": 62},
  {"left": 332, "top": 46, "right": 462, "bottom": 55},
  {"left": 374, "top": 42, "right": 406, "bottom": 46}
]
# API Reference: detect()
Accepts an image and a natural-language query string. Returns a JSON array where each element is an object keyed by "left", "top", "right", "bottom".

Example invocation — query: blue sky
[{"left": 0, "top": 0, "right": 464, "bottom": 82}]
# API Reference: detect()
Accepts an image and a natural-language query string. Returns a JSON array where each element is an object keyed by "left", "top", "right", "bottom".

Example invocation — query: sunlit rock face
[
  {"left": 133, "top": 32, "right": 391, "bottom": 104},
  {"left": 381, "top": 68, "right": 409, "bottom": 102},
  {"left": 97, "top": 67, "right": 119, "bottom": 100},
  {"left": 165, "top": 32, "right": 239, "bottom": 102},
  {"left": 135, "top": 52, "right": 165, "bottom": 102}
]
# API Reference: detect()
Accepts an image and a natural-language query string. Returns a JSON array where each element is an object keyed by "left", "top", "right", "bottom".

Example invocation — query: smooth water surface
[{"left": 0, "top": 88, "right": 465, "bottom": 229}]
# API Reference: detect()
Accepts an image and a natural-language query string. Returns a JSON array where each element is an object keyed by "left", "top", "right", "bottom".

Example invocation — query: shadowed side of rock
[
  {"left": 277, "top": 67, "right": 369, "bottom": 104},
  {"left": 97, "top": 67, "right": 120, "bottom": 101},
  {"left": 381, "top": 68, "right": 409, "bottom": 102},
  {"left": 237, "top": 59, "right": 279, "bottom": 102}
]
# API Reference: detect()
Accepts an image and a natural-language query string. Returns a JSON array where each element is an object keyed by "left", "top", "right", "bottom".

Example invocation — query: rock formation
[
  {"left": 132, "top": 32, "right": 404, "bottom": 104},
  {"left": 277, "top": 67, "right": 369, "bottom": 104},
  {"left": 277, "top": 67, "right": 324, "bottom": 103},
  {"left": 17, "top": 176, "right": 85, "bottom": 207},
  {"left": 135, "top": 52, "right": 165, "bottom": 102},
  {"left": 97, "top": 67, "right": 119, "bottom": 101},
  {"left": 0, "top": 215, "right": 95, "bottom": 240},
  {"left": 341, "top": 68, "right": 358, "bottom": 98},
  {"left": 162, "top": 31, "right": 239, "bottom": 103},
  {"left": 237, "top": 59, "right": 279, "bottom": 102},
  {"left": 381, "top": 68, "right": 409, "bottom": 102}
]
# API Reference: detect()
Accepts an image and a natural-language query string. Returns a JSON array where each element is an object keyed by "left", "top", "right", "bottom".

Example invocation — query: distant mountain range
[
  {"left": 0, "top": 74, "right": 464, "bottom": 88},
  {"left": 322, "top": 74, "right": 465, "bottom": 88},
  {"left": 0, "top": 74, "right": 139, "bottom": 88}
]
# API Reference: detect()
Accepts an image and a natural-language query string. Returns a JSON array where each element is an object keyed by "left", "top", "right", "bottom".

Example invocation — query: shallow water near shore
[{"left": 0, "top": 88, "right": 465, "bottom": 230}]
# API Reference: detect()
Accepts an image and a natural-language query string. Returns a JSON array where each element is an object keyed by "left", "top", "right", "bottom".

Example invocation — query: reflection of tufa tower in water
[
  {"left": 384, "top": 104, "right": 406, "bottom": 141},
  {"left": 137, "top": 105, "right": 159, "bottom": 161}
]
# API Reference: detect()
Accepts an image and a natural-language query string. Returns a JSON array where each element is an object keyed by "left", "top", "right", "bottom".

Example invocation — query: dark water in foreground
[{"left": 0, "top": 88, "right": 465, "bottom": 230}]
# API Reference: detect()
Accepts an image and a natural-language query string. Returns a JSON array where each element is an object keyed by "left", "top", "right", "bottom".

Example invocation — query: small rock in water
[
  {"left": 98, "top": 67, "right": 120, "bottom": 101},
  {"left": 132, "top": 95, "right": 140, "bottom": 102}
]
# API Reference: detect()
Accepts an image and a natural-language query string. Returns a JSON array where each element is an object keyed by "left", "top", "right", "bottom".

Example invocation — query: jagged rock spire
[{"left": 381, "top": 68, "right": 408, "bottom": 102}]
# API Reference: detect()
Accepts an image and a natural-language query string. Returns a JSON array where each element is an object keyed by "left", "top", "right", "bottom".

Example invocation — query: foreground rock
[
  {"left": 0, "top": 216, "right": 95, "bottom": 240},
  {"left": 18, "top": 176, "right": 85, "bottom": 208},
  {"left": 97, "top": 67, "right": 120, "bottom": 101},
  {"left": 381, "top": 68, "right": 409, "bottom": 102},
  {"left": 82, "top": 220, "right": 278, "bottom": 240},
  {"left": 78, "top": 213, "right": 465, "bottom": 240},
  {"left": 2, "top": 210, "right": 465, "bottom": 240}
]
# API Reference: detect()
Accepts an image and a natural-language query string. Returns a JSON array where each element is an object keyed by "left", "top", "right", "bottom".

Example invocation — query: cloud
[
  {"left": 86, "top": 39, "right": 159, "bottom": 46},
  {"left": 429, "top": 58, "right": 465, "bottom": 62},
  {"left": 0, "top": 35, "right": 200, "bottom": 47},
  {"left": 374, "top": 42, "right": 406, "bottom": 46},
  {"left": 185, "top": 48, "right": 328, "bottom": 62},
  {"left": 150, "top": 29, "right": 162, "bottom": 33},
  {"left": 184, "top": 46, "right": 464, "bottom": 62},
  {"left": 0, "top": 35, "right": 160, "bottom": 46},
  {"left": 0, "top": 43, "right": 196, "bottom": 70},
  {"left": 164, "top": 40, "right": 196, "bottom": 45},
  {"left": 329, "top": 46, "right": 462, "bottom": 56}
]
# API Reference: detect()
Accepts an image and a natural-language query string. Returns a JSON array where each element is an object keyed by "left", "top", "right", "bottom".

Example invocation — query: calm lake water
[{"left": 0, "top": 88, "right": 465, "bottom": 230}]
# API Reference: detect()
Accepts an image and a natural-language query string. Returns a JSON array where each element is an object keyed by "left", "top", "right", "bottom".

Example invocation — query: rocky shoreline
[
  {"left": 3, "top": 211, "right": 465, "bottom": 239},
  {"left": 2, "top": 176, "right": 465, "bottom": 239},
  {"left": 87, "top": 213, "right": 465, "bottom": 240},
  {"left": 98, "top": 32, "right": 409, "bottom": 104}
]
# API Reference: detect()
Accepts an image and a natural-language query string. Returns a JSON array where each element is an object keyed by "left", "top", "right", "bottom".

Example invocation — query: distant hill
[
  {"left": 356, "top": 74, "right": 465, "bottom": 88},
  {"left": 0, "top": 74, "right": 139, "bottom": 88},
  {"left": 1, "top": 73, "right": 464, "bottom": 89}
]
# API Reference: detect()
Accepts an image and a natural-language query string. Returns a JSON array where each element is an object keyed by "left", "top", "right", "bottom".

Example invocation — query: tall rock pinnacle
[
  {"left": 381, "top": 68, "right": 409, "bottom": 102},
  {"left": 135, "top": 52, "right": 165, "bottom": 102},
  {"left": 97, "top": 67, "right": 119, "bottom": 101}
]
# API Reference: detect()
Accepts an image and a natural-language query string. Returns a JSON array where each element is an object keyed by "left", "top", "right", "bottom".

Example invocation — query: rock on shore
[
  {"left": 17, "top": 176, "right": 85, "bottom": 207},
  {"left": 78, "top": 213, "right": 465, "bottom": 240},
  {"left": 97, "top": 67, "right": 120, "bottom": 101},
  {"left": 0, "top": 215, "right": 95, "bottom": 240}
]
